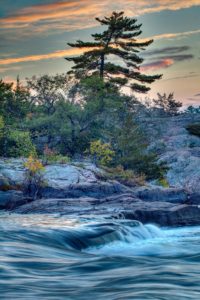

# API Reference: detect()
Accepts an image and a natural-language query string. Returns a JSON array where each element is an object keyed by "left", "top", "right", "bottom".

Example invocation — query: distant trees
[
  {"left": 186, "top": 105, "right": 200, "bottom": 114},
  {"left": 0, "top": 78, "right": 30, "bottom": 124},
  {"left": 66, "top": 11, "right": 162, "bottom": 93},
  {"left": 152, "top": 93, "right": 182, "bottom": 116},
  {"left": 26, "top": 74, "right": 69, "bottom": 115}
]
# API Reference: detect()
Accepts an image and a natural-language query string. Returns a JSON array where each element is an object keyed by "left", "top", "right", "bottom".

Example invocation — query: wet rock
[
  {"left": 123, "top": 205, "right": 200, "bottom": 227},
  {"left": 40, "top": 181, "right": 131, "bottom": 199},
  {"left": 13, "top": 192, "right": 200, "bottom": 227},
  {"left": 187, "top": 193, "right": 200, "bottom": 205},
  {"left": 134, "top": 187, "right": 187, "bottom": 203},
  {"left": 0, "top": 191, "right": 30, "bottom": 210}
]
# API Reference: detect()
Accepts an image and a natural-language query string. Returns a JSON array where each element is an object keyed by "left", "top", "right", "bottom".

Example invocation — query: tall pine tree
[{"left": 66, "top": 11, "right": 162, "bottom": 93}]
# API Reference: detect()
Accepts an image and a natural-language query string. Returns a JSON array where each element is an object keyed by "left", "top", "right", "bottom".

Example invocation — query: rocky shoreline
[
  {"left": 0, "top": 159, "right": 200, "bottom": 227},
  {"left": 1, "top": 113, "right": 200, "bottom": 227}
]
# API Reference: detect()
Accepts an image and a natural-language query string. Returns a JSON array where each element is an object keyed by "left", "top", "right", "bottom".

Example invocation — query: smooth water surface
[{"left": 0, "top": 213, "right": 200, "bottom": 299}]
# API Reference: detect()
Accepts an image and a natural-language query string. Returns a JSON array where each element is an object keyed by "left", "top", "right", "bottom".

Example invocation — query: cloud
[
  {"left": 0, "top": 66, "right": 21, "bottom": 73},
  {"left": 146, "top": 29, "right": 200, "bottom": 41},
  {"left": 160, "top": 54, "right": 194, "bottom": 61},
  {"left": 0, "top": 0, "right": 200, "bottom": 34},
  {"left": 0, "top": 47, "right": 100, "bottom": 66},
  {"left": 194, "top": 93, "right": 200, "bottom": 96},
  {"left": 163, "top": 74, "right": 199, "bottom": 81},
  {"left": 140, "top": 58, "right": 174, "bottom": 71},
  {"left": 140, "top": 47, "right": 194, "bottom": 72},
  {"left": 0, "top": 42, "right": 194, "bottom": 68},
  {"left": 143, "top": 46, "right": 190, "bottom": 56},
  {"left": 187, "top": 97, "right": 200, "bottom": 103}
]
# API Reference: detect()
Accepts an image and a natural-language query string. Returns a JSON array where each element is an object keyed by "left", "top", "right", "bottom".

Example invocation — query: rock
[
  {"left": 13, "top": 193, "right": 200, "bottom": 226},
  {"left": 40, "top": 181, "right": 131, "bottom": 199},
  {"left": 134, "top": 187, "right": 187, "bottom": 203},
  {"left": 0, "top": 191, "right": 30, "bottom": 210},
  {"left": 0, "top": 175, "right": 10, "bottom": 190},
  {"left": 0, "top": 159, "right": 101, "bottom": 189},
  {"left": 187, "top": 193, "right": 200, "bottom": 205},
  {"left": 122, "top": 204, "right": 200, "bottom": 226},
  {"left": 146, "top": 114, "right": 200, "bottom": 194},
  {"left": 44, "top": 164, "right": 98, "bottom": 188},
  {"left": 0, "top": 159, "right": 25, "bottom": 186}
]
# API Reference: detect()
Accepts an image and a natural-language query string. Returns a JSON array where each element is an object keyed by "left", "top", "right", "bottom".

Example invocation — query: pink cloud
[{"left": 140, "top": 58, "right": 174, "bottom": 71}]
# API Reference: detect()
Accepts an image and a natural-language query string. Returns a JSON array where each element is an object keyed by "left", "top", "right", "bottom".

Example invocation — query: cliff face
[{"left": 146, "top": 114, "right": 200, "bottom": 193}]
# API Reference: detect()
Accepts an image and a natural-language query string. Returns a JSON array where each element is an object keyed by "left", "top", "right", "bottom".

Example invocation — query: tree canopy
[{"left": 66, "top": 11, "right": 162, "bottom": 93}]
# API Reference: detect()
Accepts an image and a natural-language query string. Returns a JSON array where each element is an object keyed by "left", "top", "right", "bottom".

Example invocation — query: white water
[{"left": 1, "top": 213, "right": 200, "bottom": 299}]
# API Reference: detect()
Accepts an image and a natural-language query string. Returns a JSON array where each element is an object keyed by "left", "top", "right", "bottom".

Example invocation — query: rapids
[{"left": 0, "top": 213, "right": 200, "bottom": 299}]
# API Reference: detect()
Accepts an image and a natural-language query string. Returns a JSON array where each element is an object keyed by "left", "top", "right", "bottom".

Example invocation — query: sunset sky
[{"left": 0, "top": 0, "right": 200, "bottom": 106}]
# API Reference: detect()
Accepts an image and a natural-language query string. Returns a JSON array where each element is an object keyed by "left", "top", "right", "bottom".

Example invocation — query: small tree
[
  {"left": 153, "top": 93, "right": 182, "bottom": 116},
  {"left": 24, "top": 156, "right": 45, "bottom": 199},
  {"left": 89, "top": 140, "right": 115, "bottom": 166}
]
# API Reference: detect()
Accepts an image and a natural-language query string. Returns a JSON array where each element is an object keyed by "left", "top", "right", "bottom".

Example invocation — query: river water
[{"left": 0, "top": 213, "right": 200, "bottom": 300}]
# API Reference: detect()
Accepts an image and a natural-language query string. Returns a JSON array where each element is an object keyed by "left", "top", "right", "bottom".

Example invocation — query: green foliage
[
  {"left": 66, "top": 11, "right": 162, "bottom": 93},
  {"left": 89, "top": 140, "right": 115, "bottom": 166},
  {"left": 0, "top": 78, "right": 30, "bottom": 124},
  {"left": 0, "top": 116, "right": 4, "bottom": 139},
  {"left": 158, "top": 178, "right": 169, "bottom": 188},
  {"left": 186, "top": 123, "right": 200, "bottom": 137},
  {"left": 5, "top": 130, "right": 36, "bottom": 158}
]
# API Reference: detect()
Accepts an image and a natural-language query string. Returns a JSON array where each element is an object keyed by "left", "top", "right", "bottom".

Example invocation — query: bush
[
  {"left": 24, "top": 155, "right": 45, "bottom": 199},
  {"left": 89, "top": 140, "right": 115, "bottom": 166},
  {"left": 157, "top": 178, "right": 169, "bottom": 188},
  {"left": 42, "top": 145, "right": 71, "bottom": 165},
  {"left": 4, "top": 130, "right": 36, "bottom": 158},
  {"left": 100, "top": 165, "right": 146, "bottom": 186},
  {"left": 186, "top": 123, "right": 200, "bottom": 137}
]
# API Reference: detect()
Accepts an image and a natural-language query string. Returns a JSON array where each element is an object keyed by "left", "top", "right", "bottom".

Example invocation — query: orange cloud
[
  {"left": 149, "top": 29, "right": 200, "bottom": 41},
  {"left": 140, "top": 58, "right": 174, "bottom": 72},
  {"left": 0, "top": 47, "right": 100, "bottom": 66},
  {"left": 0, "top": 0, "right": 200, "bottom": 32}
]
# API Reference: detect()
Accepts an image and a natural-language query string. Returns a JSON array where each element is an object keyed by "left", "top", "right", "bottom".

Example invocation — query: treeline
[{"left": 0, "top": 74, "right": 183, "bottom": 180}]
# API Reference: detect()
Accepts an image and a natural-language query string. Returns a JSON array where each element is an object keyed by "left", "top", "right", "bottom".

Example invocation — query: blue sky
[{"left": 0, "top": 0, "right": 200, "bottom": 105}]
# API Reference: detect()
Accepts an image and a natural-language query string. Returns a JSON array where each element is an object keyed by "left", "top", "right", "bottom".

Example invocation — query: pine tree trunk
[{"left": 100, "top": 53, "right": 105, "bottom": 79}]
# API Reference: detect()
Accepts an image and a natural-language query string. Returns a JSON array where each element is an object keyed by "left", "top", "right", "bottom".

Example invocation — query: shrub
[
  {"left": 5, "top": 130, "right": 36, "bottom": 158},
  {"left": 101, "top": 165, "right": 146, "bottom": 186},
  {"left": 186, "top": 123, "right": 200, "bottom": 137},
  {"left": 42, "top": 145, "right": 71, "bottom": 165},
  {"left": 24, "top": 155, "right": 45, "bottom": 199},
  {"left": 157, "top": 178, "right": 169, "bottom": 188},
  {"left": 89, "top": 140, "right": 115, "bottom": 166}
]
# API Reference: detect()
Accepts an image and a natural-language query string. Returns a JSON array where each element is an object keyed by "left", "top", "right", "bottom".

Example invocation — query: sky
[{"left": 0, "top": 0, "right": 200, "bottom": 106}]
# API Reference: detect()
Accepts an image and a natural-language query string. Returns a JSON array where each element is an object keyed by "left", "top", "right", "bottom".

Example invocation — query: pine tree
[{"left": 66, "top": 11, "right": 162, "bottom": 93}]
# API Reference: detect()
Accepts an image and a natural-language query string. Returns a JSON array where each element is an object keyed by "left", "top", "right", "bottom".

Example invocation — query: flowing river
[{"left": 0, "top": 213, "right": 200, "bottom": 299}]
